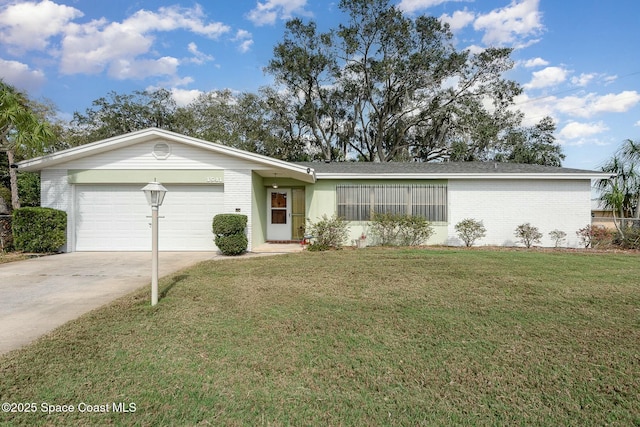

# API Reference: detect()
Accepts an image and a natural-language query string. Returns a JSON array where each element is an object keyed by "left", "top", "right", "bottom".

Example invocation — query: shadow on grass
[{"left": 160, "top": 274, "right": 189, "bottom": 299}]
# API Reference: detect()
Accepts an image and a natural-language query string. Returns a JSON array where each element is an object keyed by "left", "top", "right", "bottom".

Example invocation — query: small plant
[
  {"left": 614, "top": 226, "right": 640, "bottom": 249},
  {"left": 454, "top": 218, "right": 486, "bottom": 247},
  {"left": 548, "top": 229, "right": 567, "bottom": 248},
  {"left": 369, "top": 213, "right": 433, "bottom": 246},
  {"left": 369, "top": 213, "right": 400, "bottom": 246},
  {"left": 306, "top": 214, "right": 349, "bottom": 250},
  {"left": 576, "top": 224, "right": 610, "bottom": 249},
  {"left": 514, "top": 223, "right": 542, "bottom": 248},
  {"left": 396, "top": 215, "right": 434, "bottom": 246},
  {"left": 212, "top": 214, "right": 248, "bottom": 255}
]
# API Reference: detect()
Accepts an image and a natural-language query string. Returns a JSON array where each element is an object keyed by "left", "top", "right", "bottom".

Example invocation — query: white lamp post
[{"left": 141, "top": 180, "right": 167, "bottom": 306}]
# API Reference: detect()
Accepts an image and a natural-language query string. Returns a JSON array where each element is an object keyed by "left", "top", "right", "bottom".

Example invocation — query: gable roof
[
  {"left": 16, "top": 127, "right": 610, "bottom": 183},
  {"left": 296, "top": 161, "right": 612, "bottom": 180},
  {"left": 16, "top": 128, "right": 316, "bottom": 183}
]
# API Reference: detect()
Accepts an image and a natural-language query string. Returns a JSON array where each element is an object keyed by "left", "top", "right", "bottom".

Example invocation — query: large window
[{"left": 337, "top": 184, "right": 447, "bottom": 222}]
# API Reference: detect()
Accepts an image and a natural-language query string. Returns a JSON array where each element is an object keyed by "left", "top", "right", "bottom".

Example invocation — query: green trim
[{"left": 68, "top": 169, "right": 224, "bottom": 184}]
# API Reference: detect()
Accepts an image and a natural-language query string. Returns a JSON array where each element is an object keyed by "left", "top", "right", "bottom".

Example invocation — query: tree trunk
[
  {"left": 7, "top": 149, "right": 20, "bottom": 210},
  {"left": 0, "top": 194, "right": 8, "bottom": 214}
]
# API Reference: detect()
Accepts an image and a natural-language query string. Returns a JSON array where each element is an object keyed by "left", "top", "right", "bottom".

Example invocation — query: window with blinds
[{"left": 336, "top": 184, "right": 447, "bottom": 222}]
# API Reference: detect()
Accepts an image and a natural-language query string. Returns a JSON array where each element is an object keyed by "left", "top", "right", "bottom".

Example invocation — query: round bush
[
  {"left": 215, "top": 233, "right": 248, "bottom": 256},
  {"left": 212, "top": 214, "right": 247, "bottom": 236}
]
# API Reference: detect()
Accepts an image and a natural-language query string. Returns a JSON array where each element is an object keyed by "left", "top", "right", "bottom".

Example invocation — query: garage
[{"left": 74, "top": 184, "right": 223, "bottom": 251}]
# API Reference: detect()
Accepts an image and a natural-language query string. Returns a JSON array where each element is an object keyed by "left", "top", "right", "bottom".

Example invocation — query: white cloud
[
  {"left": 58, "top": 5, "right": 230, "bottom": 78},
  {"left": 187, "top": 42, "right": 214, "bottom": 64},
  {"left": 399, "top": 0, "right": 457, "bottom": 14},
  {"left": 511, "top": 93, "right": 557, "bottom": 126},
  {"left": 524, "top": 66, "right": 568, "bottom": 89},
  {"left": 465, "top": 44, "right": 486, "bottom": 55},
  {"left": 571, "top": 73, "right": 596, "bottom": 87},
  {"left": 522, "top": 57, "right": 548, "bottom": 68},
  {"left": 473, "top": 0, "right": 543, "bottom": 47},
  {"left": 233, "top": 29, "right": 254, "bottom": 53},
  {"left": 0, "top": 58, "right": 46, "bottom": 90},
  {"left": 635, "top": 120, "right": 640, "bottom": 127},
  {"left": 554, "top": 92, "right": 640, "bottom": 118},
  {"left": 515, "top": 90, "right": 640, "bottom": 125},
  {"left": 171, "top": 88, "right": 203, "bottom": 106},
  {"left": 0, "top": 0, "right": 82, "bottom": 52},
  {"left": 440, "top": 10, "right": 475, "bottom": 32},
  {"left": 559, "top": 121, "right": 608, "bottom": 139},
  {"left": 246, "top": 0, "right": 311, "bottom": 26},
  {"left": 108, "top": 57, "right": 180, "bottom": 80},
  {"left": 121, "top": 5, "right": 229, "bottom": 39},
  {"left": 591, "top": 91, "right": 640, "bottom": 114}
]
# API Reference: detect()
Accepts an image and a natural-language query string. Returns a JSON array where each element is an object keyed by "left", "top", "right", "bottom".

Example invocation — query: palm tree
[
  {"left": 619, "top": 139, "right": 640, "bottom": 220},
  {"left": 0, "top": 80, "right": 54, "bottom": 209},
  {"left": 596, "top": 139, "right": 640, "bottom": 235}
]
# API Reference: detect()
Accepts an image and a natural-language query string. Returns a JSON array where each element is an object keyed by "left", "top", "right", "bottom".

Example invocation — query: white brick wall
[
  {"left": 447, "top": 179, "right": 592, "bottom": 248},
  {"left": 223, "top": 169, "right": 253, "bottom": 250}
]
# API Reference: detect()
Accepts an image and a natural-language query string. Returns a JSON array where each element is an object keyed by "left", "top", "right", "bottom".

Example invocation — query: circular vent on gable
[{"left": 153, "top": 142, "right": 171, "bottom": 159}]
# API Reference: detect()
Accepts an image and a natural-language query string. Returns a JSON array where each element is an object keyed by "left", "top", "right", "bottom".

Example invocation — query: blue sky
[{"left": 1, "top": 0, "right": 639, "bottom": 170}]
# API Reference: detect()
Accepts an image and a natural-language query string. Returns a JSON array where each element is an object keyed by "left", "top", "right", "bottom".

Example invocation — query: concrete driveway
[{"left": 0, "top": 252, "right": 220, "bottom": 355}]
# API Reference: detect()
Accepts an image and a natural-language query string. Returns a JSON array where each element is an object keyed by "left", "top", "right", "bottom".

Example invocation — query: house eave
[{"left": 315, "top": 172, "right": 613, "bottom": 180}]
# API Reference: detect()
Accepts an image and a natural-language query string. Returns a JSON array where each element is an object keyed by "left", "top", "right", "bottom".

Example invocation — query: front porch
[{"left": 251, "top": 242, "right": 305, "bottom": 253}]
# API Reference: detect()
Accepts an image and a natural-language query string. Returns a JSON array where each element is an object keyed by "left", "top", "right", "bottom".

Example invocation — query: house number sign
[{"left": 206, "top": 176, "right": 223, "bottom": 183}]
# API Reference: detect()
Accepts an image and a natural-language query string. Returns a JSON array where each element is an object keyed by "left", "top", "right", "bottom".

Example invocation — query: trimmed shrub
[
  {"left": 514, "top": 223, "right": 542, "bottom": 248},
  {"left": 307, "top": 214, "right": 348, "bottom": 250},
  {"left": 455, "top": 218, "right": 486, "bottom": 247},
  {"left": 17, "top": 172, "right": 40, "bottom": 207},
  {"left": 12, "top": 207, "right": 66, "bottom": 253},
  {"left": 215, "top": 233, "right": 248, "bottom": 256},
  {"left": 371, "top": 213, "right": 433, "bottom": 246},
  {"left": 212, "top": 214, "right": 247, "bottom": 236},
  {"left": 212, "top": 213, "right": 248, "bottom": 255},
  {"left": 0, "top": 215, "right": 12, "bottom": 251}
]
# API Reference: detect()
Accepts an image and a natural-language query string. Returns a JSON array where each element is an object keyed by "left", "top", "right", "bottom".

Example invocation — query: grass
[
  {"left": 1, "top": 247, "right": 639, "bottom": 426},
  {"left": 0, "top": 252, "right": 30, "bottom": 264}
]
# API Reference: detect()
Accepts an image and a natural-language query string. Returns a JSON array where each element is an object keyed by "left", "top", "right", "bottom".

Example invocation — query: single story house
[{"left": 17, "top": 128, "right": 611, "bottom": 251}]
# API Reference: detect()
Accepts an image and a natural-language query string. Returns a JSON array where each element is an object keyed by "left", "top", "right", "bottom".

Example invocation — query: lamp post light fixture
[{"left": 141, "top": 180, "right": 168, "bottom": 306}]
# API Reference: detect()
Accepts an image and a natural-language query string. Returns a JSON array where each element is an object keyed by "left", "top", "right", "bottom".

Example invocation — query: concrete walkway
[{"left": 0, "top": 247, "right": 300, "bottom": 356}]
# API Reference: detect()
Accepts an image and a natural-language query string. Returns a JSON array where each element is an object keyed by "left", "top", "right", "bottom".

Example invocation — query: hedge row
[{"left": 12, "top": 207, "right": 66, "bottom": 253}]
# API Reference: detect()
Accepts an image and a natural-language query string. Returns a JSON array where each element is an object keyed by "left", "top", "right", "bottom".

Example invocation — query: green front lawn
[{"left": 1, "top": 248, "right": 639, "bottom": 426}]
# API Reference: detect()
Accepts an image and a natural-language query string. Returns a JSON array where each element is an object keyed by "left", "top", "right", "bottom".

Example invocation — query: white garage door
[{"left": 74, "top": 185, "right": 224, "bottom": 251}]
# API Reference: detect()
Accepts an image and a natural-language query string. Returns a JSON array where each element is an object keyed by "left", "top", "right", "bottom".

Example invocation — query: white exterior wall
[
  {"left": 447, "top": 179, "right": 592, "bottom": 248},
  {"left": 40, "top": 169, "right": 72, "bottom": 252},
  {"left": 223, "top": 169, "right": 253, "bottom": 250},
  {"left": 58, "top": 139, "right": 266, "bottom": 171}
]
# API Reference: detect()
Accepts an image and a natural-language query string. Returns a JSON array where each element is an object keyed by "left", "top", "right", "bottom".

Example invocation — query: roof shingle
[{"left": 295, "top": 161, "right": 605, "bottom": 175}]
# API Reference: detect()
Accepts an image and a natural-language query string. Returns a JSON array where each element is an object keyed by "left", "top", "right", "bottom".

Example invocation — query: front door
[{"left": 267, "top": 189, "right": 291, "bottom": 240}]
